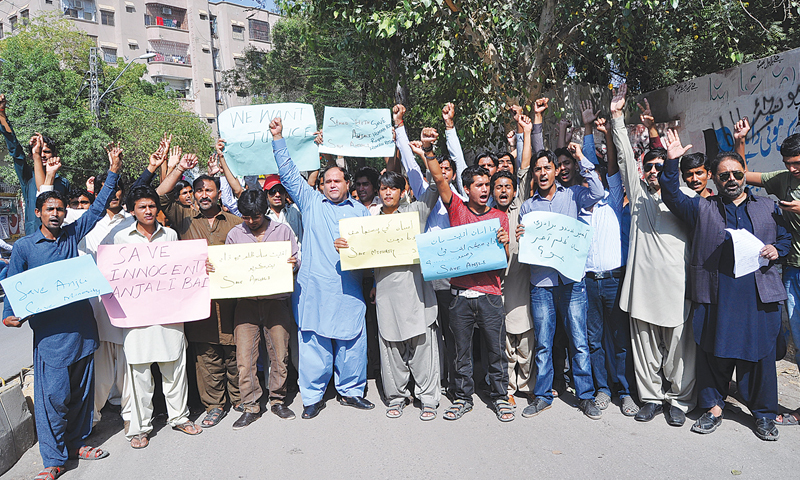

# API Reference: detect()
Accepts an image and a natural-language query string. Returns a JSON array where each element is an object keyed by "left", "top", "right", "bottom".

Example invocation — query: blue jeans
[
  {"left": 530, "top": 280, "right": 594, "bottom": 403},
  {"left": 585, "top": 274, "right": 633, "bottom": 398},
  {"left": 783, "top": 266, "right": 800, "bottom": 367}
]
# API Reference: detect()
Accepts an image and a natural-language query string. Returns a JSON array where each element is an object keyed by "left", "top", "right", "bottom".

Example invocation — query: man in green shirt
[{"left": 746, "top": 131, "right": 800, "bottom": 425}]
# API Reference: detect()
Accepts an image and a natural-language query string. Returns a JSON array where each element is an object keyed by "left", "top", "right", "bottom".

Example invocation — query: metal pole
[{"left": 89, "top": 47, "right": 100, "bottom": 126}]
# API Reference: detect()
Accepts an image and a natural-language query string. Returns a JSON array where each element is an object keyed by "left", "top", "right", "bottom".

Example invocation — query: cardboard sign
[
  {"left": 208, "top": 242, "right": 294, "bottom": 299},
  {"left": 318, "top": 107, "right": 394, "bottom": 157},
  {"left": 416, "top": 218, "right": 507, "bottom": 281},
  {"left": 518, "top": 212, "right": 593, "bottom": 282},
  {"left": 339, "top": 212, "right": 420, "bottom": 270}
]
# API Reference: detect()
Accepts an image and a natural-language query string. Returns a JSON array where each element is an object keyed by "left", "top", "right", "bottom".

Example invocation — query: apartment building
[{"left": 0, "top": 0, "right": 280, "bottom": 130}]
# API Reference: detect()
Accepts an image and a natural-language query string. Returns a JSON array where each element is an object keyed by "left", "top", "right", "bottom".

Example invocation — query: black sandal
[
  {"left": 202, "top": 407, "right": 226, "bottom": 427},
  {"left": 443, "top": 399, "right": 472, "bottom": 421},
  {"left": 494, "top": 399, "right": 515, "bottom": 422}
]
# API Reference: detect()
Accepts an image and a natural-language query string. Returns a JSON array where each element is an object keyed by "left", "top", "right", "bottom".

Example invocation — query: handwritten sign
[
  {"left": 97, "top": 239, "right": 210, "bottom": 328},
  {"left": 1, "top": 255, "right": 112, "bottom": 317},
  {"left": 318, "top": 107, "right": 395, "bottom": 157},
  {"left": 416, "top": 218, "right": 507, "bottom": 281},
  {"left": 338, "top": 212, "right": 420, "bottom": 270},
  {"left": 218, "top": 103, "right": 319, "bottom": 176},
  {"left": 208, "top": 242, "right": 294, "bottom": 299},
  {"left": 518, "top": 212, "right": 593, "bottom": 282}
]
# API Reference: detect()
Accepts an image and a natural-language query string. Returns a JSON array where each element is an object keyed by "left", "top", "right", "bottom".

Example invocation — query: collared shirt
[
  {"left": 2, "top": 171, "right": 119, "bottom": 367},
  {"left": 761, "top": 169, "right": 800, "bottom": 267},
  {"left": 112, "top": 221, "right": 186, "bottom": 364},
  {"left": 275, "top": 137, "right": 370, "bottom": 340},
  {"left": 363, "top": 195, "right": 383, "bottom": 216},
  {"left": 225, "top": 219, "right": 300, "bottom": 301},
  {"left": 78, "top": 210, "right": 134, "bottom": 344},
  {"left": 159, "top": 192, "right": 243, "bottom": 345},
  {"left": 267, "top": 203, "right": 304, "bottom": 248},
  {"left": 581, "top": 172, "right": 626, "bottom": 273},
  {"left": 519, "top": 157, "right": 605, "bottom": 286}
]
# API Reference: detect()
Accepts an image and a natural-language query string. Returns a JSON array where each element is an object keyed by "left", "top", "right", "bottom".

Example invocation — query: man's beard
[{"left": 720, "top": 180, "right": 745, "bottom": 200}]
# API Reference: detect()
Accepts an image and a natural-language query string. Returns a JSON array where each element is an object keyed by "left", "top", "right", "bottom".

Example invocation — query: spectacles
[
  {"left": 718, "top": 170, "right": 745, "bottom": 182},
  {"left": 643, "top": 162, "right": 664, "bottom": 172},
  {"left": 268, "top": 186, "right": 285, "bottom": 196}
]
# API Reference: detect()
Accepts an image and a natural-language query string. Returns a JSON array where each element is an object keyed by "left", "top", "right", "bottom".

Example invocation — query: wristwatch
[{"left": 422, "top": 144, "right": 434, "bottom": 153}]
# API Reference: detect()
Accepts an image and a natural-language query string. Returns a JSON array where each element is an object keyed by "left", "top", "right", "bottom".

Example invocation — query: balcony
[{"left": 144, "top": 3, "right": 187, "bottom": 30}]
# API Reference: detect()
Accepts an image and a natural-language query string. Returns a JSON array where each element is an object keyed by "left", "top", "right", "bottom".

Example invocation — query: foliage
[{"left": 0, "top": 13, "right": 214, "bottom": 187}]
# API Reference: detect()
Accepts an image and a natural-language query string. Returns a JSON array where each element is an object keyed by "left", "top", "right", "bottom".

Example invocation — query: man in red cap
[{"left": 262, "top": 174, "right": 303, "bottom": 250}]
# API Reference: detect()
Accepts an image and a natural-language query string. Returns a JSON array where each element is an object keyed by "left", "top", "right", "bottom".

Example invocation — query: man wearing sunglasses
[
  {"left": 610, "top": 84, "right": 695, "bottom": 427},
  {"left": 263, "top": 174, "right": 304, "bottom": 249},
  {"left": 661, "top": 130, "right": 789, "bottom": 441}
]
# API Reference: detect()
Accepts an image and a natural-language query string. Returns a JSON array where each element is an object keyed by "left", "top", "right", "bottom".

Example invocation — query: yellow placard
[
  {"left": 339, "top": 212, "right": 421, "bottom": 270},
  {"left": 208, "top": 241, "right": 294, "bottom": 299}
]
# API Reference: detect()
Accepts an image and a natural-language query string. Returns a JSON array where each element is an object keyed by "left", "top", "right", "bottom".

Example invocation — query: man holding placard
[
  {"left": 2, "top": 151, "right": 122, "bottom": 480},
  {"left": 221, "top": 189, "right": 299, "bottom": 428},
  {"left": 423, "top": 126, "right": 513, "bottom": 422},
  {"left": 109, "top": 186, "right": 202, "bottom": 448},
  {"left": 517, "top": 141, "right": 605, "bottom": 421},
  {"left": 157, "top": 153, "right": 244, "bottom": 428},
  {"left": 335, "top": 166, "right": 441, "bottom": 420},
  {"left": 271, "top": 117, "right": 374, "bottom": 419}
]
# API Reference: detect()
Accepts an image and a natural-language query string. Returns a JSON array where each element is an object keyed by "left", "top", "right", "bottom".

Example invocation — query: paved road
[
  {"left": 0, "top": 323, "right": 31, "bottom": 381},
  {"left": 5, "top": 361, "right": 800, "bottom": 479}
]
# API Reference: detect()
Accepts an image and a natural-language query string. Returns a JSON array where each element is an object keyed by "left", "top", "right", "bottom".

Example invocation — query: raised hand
[
  {"left": 610, "top": 83, "right": 627, "bottom": 118},
  {"left": 409, "top": 140, "right": 426, "bottom": 158},
  {"left": 665, "top": 129, "right": 693, "bottom": 159},
  {"left": 734, "top": 117, "right": 751, "bottom": 141},
  {"left": 179, "top": 153, "right": 198, "bottom": 171},
  {"left": 442, "top": 102, "right": 455, "bottom": 129},
  {"left": 46, "top": 157, "right": 62, "bottom": 175},
  {"left": 581, "top": 100, "right": 599, "bottom": 126},
  {"left": 506, "top": 131, "right": 516, "bottom": 148},
  {"left": 270, "top": 118, "right": 283, "bottom": 140},
  {"left": 420, "top": 127, "right": 439, "bottom": 148},
  {"left": 167, "top": 145, "right": 182, "bottom": 169},
  {"left": 86, "top": 176, "right": 95, "bottom": 193},
  {"left": 393, "top": 104, "right": 406, "bottom": 126},
  {"left": 637, "top": 98, "right": 655, "bottom": 129},
  {"left": 594, "top": 117, "right": 608, "bottom": 134},
  {"left": 533, "top": 98, "right": 549, "bottom": 115},
  {"left": 509, "top": 104, "right": 523, "bottom": 121},
  {"left": 208, "top": 154, "right": 221, "bottom": 176},
  {"left": 29, "top": 133, "right": 44, "bottom": 157},
  {"left": 518, "top": 114, "right": 532, "bottom": 134},
  {"left": 106, "top": 142, "right": 123, "bottom": 172},
  {"left": 215, "top": 138, "right": 226, "bottom": 156},
  {"left": 567, "top": 142, "right": 585, "bottom": 161}
]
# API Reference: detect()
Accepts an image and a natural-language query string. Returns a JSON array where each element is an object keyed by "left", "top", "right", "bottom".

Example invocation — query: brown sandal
[
  {"left": 71, "top": 445, "right": 109, "bottom": 460},
  {"left": 172, "top": 421, "right": 203, "bottom": 435},
  {"left": 130, "top": 433, "right": 149, "bottom": 449}
]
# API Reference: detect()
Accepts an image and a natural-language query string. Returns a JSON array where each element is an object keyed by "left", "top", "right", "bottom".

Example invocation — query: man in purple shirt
[{"left": 220, "top": 189, "right": 300, "bottom": 429}]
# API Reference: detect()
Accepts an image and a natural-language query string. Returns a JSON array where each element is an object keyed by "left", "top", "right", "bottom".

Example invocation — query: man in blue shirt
[
  {"left": 517, "top": 143, "right": 605, "bottom": 420},
  {"left": 270, "top": 117, "right": 374, "bottom": 419},
  {"left": 2, "top": 153, "right": 122, "bottom": 480},
  {"left": 0, "top": 95, "right": 70, "bottom": 236}
]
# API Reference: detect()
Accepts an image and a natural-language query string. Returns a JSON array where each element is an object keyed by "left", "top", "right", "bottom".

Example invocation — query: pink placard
[{"left": 97, "top": 239, "right": 210, "bottom": 328}]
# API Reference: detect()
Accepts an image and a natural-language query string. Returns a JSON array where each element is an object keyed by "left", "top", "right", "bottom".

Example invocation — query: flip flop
[{"left": 130, "top": 433, "right": 149, "bottom": 449}]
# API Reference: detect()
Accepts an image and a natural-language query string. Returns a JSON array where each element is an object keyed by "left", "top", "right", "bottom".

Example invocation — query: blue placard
[
  {"left": 1, "top": 255, "right": 113, "bottom": 317},
  {"left": 218, "top": 103, "right": 319, "bottom": 176},
  {"left": 518, "top": 211, "right": 593, "bottom": 282},
  {"left": 416, "top": 218, "right": 507, "bottom": 281},
  {"left": 318, "top": 106, "right": 395, "bottom": 157}
]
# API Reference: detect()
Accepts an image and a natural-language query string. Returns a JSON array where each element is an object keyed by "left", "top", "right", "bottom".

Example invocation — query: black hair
[
  {"left": 497, "top": 151, "right": 516, "bottom": 175},
  {"left": 644, "top": 148, "right": 668, "bottom": 164},
  {"left": 490, "top": 170, "right": 517, "bottom": 191},
  {"left": 781, "top": 133, "right": 800, "bottom": 158},
  {"left": 474, "top": 152, "right": 498, "bottom": 167},
  {"left": 35, "top": 190, "right": 67, "bottom": 210},
  {"left": 354, "top": 166, "right": 380, "bottom": 190},
  {"left": 94, "top": 172, "right": 124, "bottom": 196},
  {"left": 708, "top": 151, "right": 746, "bottom": 174},
  {"left": 192, "top": 174, "right": 220, "bottom": 192},
  {"left": 319, "top": 165, "right": 351, "bottom": 185},
  {"left": 69, "top": 188, "right": 95, "bottom": 204},
  {"left": 461, "top": 165, "right": 490, "bottom": 189},
  {"left": 237, "top": 189, "right": 268, "bottom": 218},
  {"left": 679, "top": 153, "right": 708, "bottom": 174},
  {"left": 173, "top": 180, "right": 192, "bottom": 197},
  {"left": 126, "top": 185, "right": 162, "bottom": 212},
  {"left": 379, "top": 171, "right": 406, "bottom": 191},
  {"left": 534, "top": 149, "right": 558, "bottom": 165},
  {"left": 438, "top": 156, "right": 458, "bottom": 180},
  {"left": 553, "top": 147, "right": 575, "bottom": 163}
]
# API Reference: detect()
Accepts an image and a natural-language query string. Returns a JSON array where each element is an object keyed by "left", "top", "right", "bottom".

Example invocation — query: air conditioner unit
[
  {"left": 162, "top": 7, "right": 171, "bottom": 14},
  {"left": 74, "top": 0, "right": 83, "bottom": 8}
]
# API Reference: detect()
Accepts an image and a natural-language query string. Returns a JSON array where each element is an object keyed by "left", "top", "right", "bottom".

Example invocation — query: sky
[{"left": 216, "top": 0, "right": 279, "bottom": 12}]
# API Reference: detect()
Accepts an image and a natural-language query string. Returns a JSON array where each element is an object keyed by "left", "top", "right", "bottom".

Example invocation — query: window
[
  {"left": 128, "top": 42, "right": 138, "bottom": 50},
  {"left": 144, "top": 4, "right": 186, "bottom": 30},
  {"left": 0, "top": 23, "right": 4, "bottom": 39},
  {"left": 46, "top": 0, "right": 53, "bottom": 4},
  {"left": 63, "top": 0, "right": 97, "bottom": 22},
  {"left": 248, "top": 19, "right": 269, "bottom": 42},
  {"left": 101, "top": 10, "right": 114, "bottom": 25},
  {"left": 210, "top": 15, "right": 217, "bottom": 37},
  {"left": 126, "top": 5, "right": 134, "bottom": 12},
  {"left": 212, "top": 48, "right": 219, "bottom": 70},
  {"left": 20, "top": 9, "right": 29, "bottom": 26},
  {"left": 232, "top": 25, "right": 244, "bottom": 41},
  {"left": 234, "top": 56, "right": 245, "bottom": 68},
  {"left": 199, "top": 13, "right": 207, "bottom": 20},
  {"left": 9, "top": 16, "right": 16, "bottom": 31},
  {"left": 102, "top": 47, "right": 117, "bottom": 63},
  {"left": 148, "top": 40, "right": 191, "bottom": 65},
  {"left": 207, "top": 118, "right": 215, "bottom": 124}
]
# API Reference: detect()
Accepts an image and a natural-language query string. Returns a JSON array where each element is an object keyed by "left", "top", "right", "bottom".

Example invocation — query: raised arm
[
  {"left": 610, "top": 84, "right": 643, "bottom": 202},
  {"left": 443, "top": 102, "right": 467, "bottom": 196},
  {"left": 580, "top": 100, "right": 599, "bottom": 151},
  {"left": 660, "top": 129, "right": 700, "bottom": 226},
  {"left": 156, "top": 152, "right": 195, "bottom": 196},
  {"left": 216, "top": 139, "right": 244, "bottom": 198},
  {"left": 271, "top": 117, "right": 316, "bottom": 211},
  {"left": 637, "top": 98, "right": 663, "bottom": 149},
  {"left": 569, "top": 142, "right": 604, "bottom": 209},
  {"left": 394, "top": 104, "right": 428, "bottom": 197},
  {"left": 71, "top": 146, "right": 123, "bottom": 240},
  {"left": 422, "top": 127, "right": 451, "bottom": 205},
  {"left": 29, "top": 134, "right": 47, "bottom": 191},
  {"left": 596, "top": 117, "right": 618, "bottom": 176},
  {"left": 734, "top": 116, "right": 750, "bottom": 163},
  {"left": 556, "top": 118, "right": 571, "bottom": 150}
]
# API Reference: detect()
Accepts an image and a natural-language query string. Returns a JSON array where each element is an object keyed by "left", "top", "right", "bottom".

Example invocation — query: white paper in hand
[{"left": 725, "top": 228, "right": 769, "bottom": 278}]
